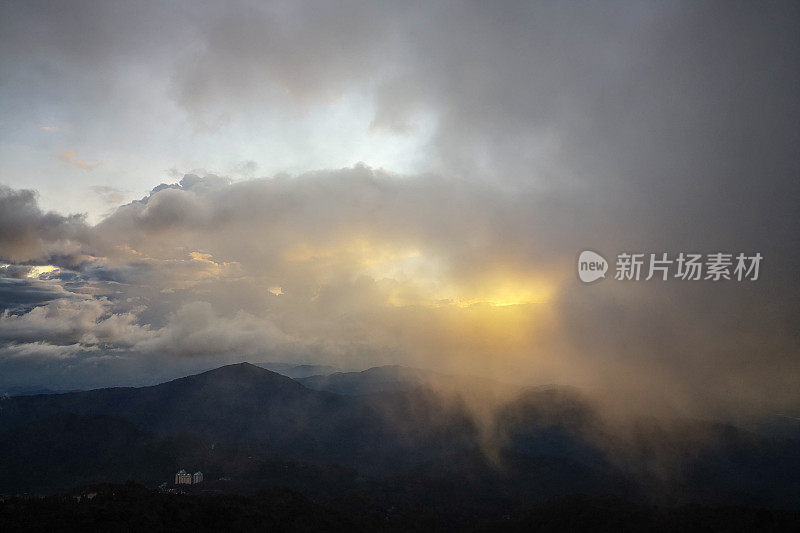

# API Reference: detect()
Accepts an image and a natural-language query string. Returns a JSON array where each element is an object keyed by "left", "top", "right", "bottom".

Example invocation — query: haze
[{"left": 0, "top": 0, "right": 798, "bottom": 424}]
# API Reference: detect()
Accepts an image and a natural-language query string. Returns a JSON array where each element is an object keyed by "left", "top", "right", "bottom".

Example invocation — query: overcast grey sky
[{"left": 0, "top": 1, "right": 798, "bottom": 420}]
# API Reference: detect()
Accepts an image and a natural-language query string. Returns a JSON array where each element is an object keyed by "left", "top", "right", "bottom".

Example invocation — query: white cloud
[
  {"left": 56, "top": 150, "right": 100, "bottom": 170},
  {"left": 0, "top": 298, "right": 151, "bottom": 348}
]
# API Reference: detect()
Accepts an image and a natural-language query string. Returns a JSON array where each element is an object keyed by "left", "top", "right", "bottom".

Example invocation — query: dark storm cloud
[
  {"left": 0, "top": 277, "right": 73, "bottom": 313},
  {"left": 8, "top": 0, "right": 793, "bottom": 252},
  {"left": 75, "top": 260, "right": 152, "bottom": 284},
  {"left": 0, "top": 186, "right": 90, "bottom": 264},
  {"left": 0, "top": 265, "right": 32, "bottom": 279},
  {"left": 2, "top": 1, "right": 797, "bottom": 229}
]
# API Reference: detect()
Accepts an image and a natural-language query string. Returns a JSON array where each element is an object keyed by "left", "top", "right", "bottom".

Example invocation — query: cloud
[
  {"left": 2, "top": 164, "right": 797, "bottom": 420},
  {"left": 0, "top": 298, "right": 150, "bottom": 348},
  {"left": 90, "top": 185, "right": 127, "bottom": 205},
  {"left": 168, "top": 1, "right": 395, "bottom": 128},
  {"left": 56, "top": 150, "right": 99, "bottom": 170},
  {"left": 136, "top": 301, "right": 294, "bottom": 357},
  {"left": 0, "top": 186, "right": 89, "bottom": 264},
  {"left": 232, "top": 160, "right": 258, "bottom": 177},
  {"left": 0, "top": 342, "right": 87, "bottom": 360},
  {"left": 0, "top": 1, "right": 797, "bottom": 421},
  {"left": 0, "top": 276, "right": 76, "bottom": 313},
  {"left": 368, "top": 77, "right": 424, "bottom": 135}
]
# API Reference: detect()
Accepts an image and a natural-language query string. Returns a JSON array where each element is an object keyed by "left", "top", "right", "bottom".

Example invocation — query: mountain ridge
[{"left": 1, "top": 362, "right": 799, "bottom": 509}]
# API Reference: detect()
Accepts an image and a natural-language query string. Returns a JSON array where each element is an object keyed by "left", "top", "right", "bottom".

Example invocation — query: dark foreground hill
[
  {"left": 1, "top": 483, "right": 798, "bottom": 533},
  {"left": 0, "top": 363, "right": 481, "bottom": 476}
]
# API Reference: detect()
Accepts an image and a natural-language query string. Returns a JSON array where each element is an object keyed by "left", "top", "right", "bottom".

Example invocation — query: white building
[
  {"left": 174, "top": 469, "right": 204, "bottom": 485},
  {"left": 174, "top": 469, "right": 192, "bottom": 485}
]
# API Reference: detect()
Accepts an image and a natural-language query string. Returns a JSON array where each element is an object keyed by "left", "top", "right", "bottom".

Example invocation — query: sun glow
[
  {"left": 282, "top": 239, "right": 556, "bottom": 308},
  {"left": 384, "top": 276, "right": 556, "bottom": 308},
  {"left": 26, "top": 265, "right": 59, "bottom": 278}
]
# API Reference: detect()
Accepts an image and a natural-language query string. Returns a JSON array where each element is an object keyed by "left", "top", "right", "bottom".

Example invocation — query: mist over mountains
[{"left": 1, "top": 362, "right": 797, "bottom": 516}]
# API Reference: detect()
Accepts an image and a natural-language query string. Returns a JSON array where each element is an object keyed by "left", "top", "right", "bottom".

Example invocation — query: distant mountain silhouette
[
  {"left": 261, "top": 362, "right": 339, "bottom": 379},
  {"left": 1, "top": 386, "right": 83, "bottom": 397},
  {"left": 298, "top": 365, "right": 432, "bottom": 395},
  {"left": 298, "top": 365, "right": 523, "bottom": 400}
]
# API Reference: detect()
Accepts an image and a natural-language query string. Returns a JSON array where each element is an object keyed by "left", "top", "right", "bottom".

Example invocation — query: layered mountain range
[{"left": 1, "top": 362, "right": 797, "bottom": 513}]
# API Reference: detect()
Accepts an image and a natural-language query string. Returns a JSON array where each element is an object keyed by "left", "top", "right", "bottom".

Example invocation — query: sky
[{"left": 0, "top": 0, "right": 798, "bottom": 420}]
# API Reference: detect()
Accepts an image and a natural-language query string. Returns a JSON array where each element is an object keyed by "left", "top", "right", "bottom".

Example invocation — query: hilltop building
[{"left": 174, "top": 469, "right": 204, "bottom": 485}]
